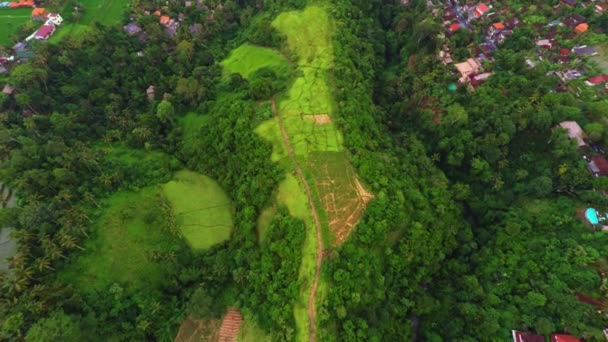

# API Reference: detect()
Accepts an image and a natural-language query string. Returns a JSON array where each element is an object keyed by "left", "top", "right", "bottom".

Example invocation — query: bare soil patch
[
  {"left": 174, "top": 317, "right": 221, "bottom": 342},
  {"left": 303, "top": 114, "right": 332, "bottom": 125},
  {"left": 309, "top": 152, "right": 373, "bottom": 246}
]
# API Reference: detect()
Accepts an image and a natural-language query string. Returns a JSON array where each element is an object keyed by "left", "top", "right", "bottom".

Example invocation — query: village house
[
  {"left": 185, "top": 0, "right": 193, "bottom": 7},
  {"left": 559, "top": 121, "right": 586, "bottom": 147},
  {"left": 0, "top": 66, "right": 7, "bottom": 75},
  {"left": 438, "top": 49, "right": 453, "bottom": 65},
  {"left": 123, "top": 22, "right": 142, "bottom": 36},
  {"left": 455, "top": 58, "right": 481, "bottom": 83},
  {"left": 146, "top": 85, "right": 155, "bottom": 101},
  {"left": 31, "top": 7, "right": 46, "bottom": 20},
  {"left": 572, "top": 45, "right": 598, "bottom": 56},
  {"left": 47, "top": 13, "right": 63, "bottom": 26},
  {"left": 512, "top": 331, "right": 545, "bottom": 342},
  {"left": 596, "top": 2, "right": 608, "bottom": 13},
  {"left": 2, "top": 84, "right": 13, "bottom": 95},
  {"left": 561, "top": 0, "right": 577, "bottom": 7},
  {"left": 563, "top": 14, "right": 586, "bottom": 28},
  {"left": 588, "top": 154, "right": 608, "bottom": 176},
  {"left": 473, "top": 3, "right": 490, "bottom": 17},
  {"left": 550, "top": 334, "right": 581, "bottom": 342},
  {"left": 488, "top": 22, "right": 505, "bottom": 35},
  {"left": 536, "top": 39, "right": 554, "bottom": 49},
  {"left": 469, "top": 72, "right": 492, "bottom": 89},
  {"left": 33, "top": 23, "right": 55, "bottom": 40},
  {"left": 575, "top": 23, "right": 588, "bottom": 33},
  {"left": 585, "top": 74, "right": 608, "bottom": 86},
  {"left": 555, "top": 69, "right": 584, "bottom": 82}
]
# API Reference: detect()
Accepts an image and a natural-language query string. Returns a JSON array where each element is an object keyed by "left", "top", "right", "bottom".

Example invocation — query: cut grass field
[
  {"left": 162, "top": 170, "right": 233, "bottom": 250},
  {"left": 0, "top": 8, "right": 33, "bottom": 46},
  {"left": 222, "top": 43, "right": 290, "bottom": 79},
  {"left": 61, "top": 187, "right": 177, "bottom": 290},
  {"left": 50, "top": 0, "right": 128, "bottom": 43}
]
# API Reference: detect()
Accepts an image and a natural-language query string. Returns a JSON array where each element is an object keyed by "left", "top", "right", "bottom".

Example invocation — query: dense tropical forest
[{"left": 2, "top": 0, "right": 608, "bottom": 340}]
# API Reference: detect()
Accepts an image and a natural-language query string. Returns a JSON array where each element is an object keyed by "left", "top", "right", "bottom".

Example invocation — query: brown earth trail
[{"left": 271, "top": 98, "right": 323, "bottom": 342}]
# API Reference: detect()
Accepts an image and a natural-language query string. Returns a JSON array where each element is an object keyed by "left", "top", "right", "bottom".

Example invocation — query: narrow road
[{"left": 271, "top": 98, "right": 323, "bottom": 342}]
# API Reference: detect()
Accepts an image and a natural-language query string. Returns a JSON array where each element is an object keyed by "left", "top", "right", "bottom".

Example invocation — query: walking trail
[{"left": 271, "top": 98, "right": 323, "bottom": 342}]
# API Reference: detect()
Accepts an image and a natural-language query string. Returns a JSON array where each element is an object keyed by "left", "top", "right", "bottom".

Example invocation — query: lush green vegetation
[
  {"left": 163, "top": 170, "right": 233, "bottom": 250},
  {"left": 60, "top": 186, "right": 181, "bottom": 290},
  {"left": 222, "top": 43, "right": 290, "bottom": 79},
  {"left": 3, "top": 0, "right": 608, "bottom": 340}
]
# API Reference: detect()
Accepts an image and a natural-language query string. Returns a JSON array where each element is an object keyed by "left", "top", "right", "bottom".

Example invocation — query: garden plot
[{"left": 309, "top": 152, "right": 373, "bottom": 245}]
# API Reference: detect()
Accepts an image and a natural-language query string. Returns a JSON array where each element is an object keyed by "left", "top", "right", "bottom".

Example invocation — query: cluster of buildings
[
  {"left": 512, "top": 331, "right": 582, "bottom": 342},
  {"left": 26, "top": 8, "right": 63, "bottom": 41},
  {"left": 434, "top": 0, "right": 608, "bottom": 92},
  {"left": 123, "top": 0, "right": 221, "bottom": 39},
  {"left": 559, "top": 120, "right": 608, "bottom": 177},
  {"left": 0, "top": 0, "right": 33, "bottom": 8}
]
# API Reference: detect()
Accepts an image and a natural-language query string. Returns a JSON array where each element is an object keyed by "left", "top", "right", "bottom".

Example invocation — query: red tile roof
[
  {"left": 512, "top": 330, "right": 545, "bottom": 342},
  {"left": 551, "top": 334, "right": 581, "bottom": 342},
  {"left": 35, "top": 24, "right": 55, "bottom": 39},
  {"left": 449, "top": 23, "right": 460, "bottom": 31},
  {"left": 587, "top": 74, "right": 608, "bottom": 85},
  {"left": 493, "top": 22, "right": 505, "bottom": 30},
  {"left": 475, "top": 3, "right": 489, "bottom": 16}
]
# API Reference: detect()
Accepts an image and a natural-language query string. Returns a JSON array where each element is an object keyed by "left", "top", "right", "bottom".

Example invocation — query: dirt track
[{"left": 271, "top": 98, "right": 322, "bottom": 342}]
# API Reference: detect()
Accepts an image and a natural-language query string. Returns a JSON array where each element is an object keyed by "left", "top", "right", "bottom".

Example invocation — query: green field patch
[
  {"left": 61, "top": 187, "right": 178, "bottom": 290},
  {"left": 0, "top": 8, "right": 34, "bottom": 46},
  {"left": 74, "top": 0, "right": 127, "bottom": 26},
  {"left": 162, "top": 170, "right": 233, "bottom": 250},
  {"left": 256, "top": 205, "right": 276, "bottom": 241},
  {"left": 591, "top": 44, "right": 608, "bottom": 74},
  {"left": 48, "top": 23, "right": 90, "bottom": 44},
  {"left": 255, "top": 119, "right": 287, "bottom": 161},
  {"left": 221, "top": 43, "right": 290, "bottom": 79}
]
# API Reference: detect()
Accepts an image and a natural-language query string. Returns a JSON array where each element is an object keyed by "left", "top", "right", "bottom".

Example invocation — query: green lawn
[
  {"left": 162, "top": 170, "right": 233, "bottom": 250},
  {"left": 75, "top": 0, "right": 127, "bottom": 26},
  {"left": 238, "top": 314, "right": 270, "bottom": 342},
  {"left": 61, "top": 187, "right": 177, "bottom": 291},
  {"left": 0, "top": 8, "right": 34, "bottom": 46},
  {"left": 591, "top": 44, "right": 608, "bottom": 74},
  {"left": 50, "top": 0, "right": 128, "bottom": 43},
  {"left": 221, "top": 43, "right": 290, "bottom": 79}
]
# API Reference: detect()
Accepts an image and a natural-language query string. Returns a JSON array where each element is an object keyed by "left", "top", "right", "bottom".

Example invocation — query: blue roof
[{"left": 585, "top": 208, "right": 599, "bottom": 225}]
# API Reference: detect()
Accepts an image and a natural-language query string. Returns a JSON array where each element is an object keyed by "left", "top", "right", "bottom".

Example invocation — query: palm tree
[
  {"left": 34, "top": 257, "right": 55, "bottom": 271},
  {"left": 57, "top": 231, "right": 84, "bottom": 251}
]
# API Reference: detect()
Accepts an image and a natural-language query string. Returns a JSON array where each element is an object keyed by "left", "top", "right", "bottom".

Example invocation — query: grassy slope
[
  {"left": 237, "top": 313, "right": 270, "bottom": 342},
  {"left": 162, "top": 170, "right": 233, "bottom": 250},
  {"left": 221, "top": 43, "right": 290, "bottom": 79},
  {"left": 61, "top": 187, "right": 174, "bottom": 290},
  {"left": 0, "top": 8, "right": 33, "bottom": 46}
]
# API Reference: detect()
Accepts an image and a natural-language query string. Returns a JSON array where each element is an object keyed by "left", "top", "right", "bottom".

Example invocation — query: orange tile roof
[
  {"left": 493, "top": 22, "right": 505, "bottom": 30},
  {"left": 32, "top": 8, "right": 46, "bottom": 16},
  {"left": 154, "top": 10, "right": 161, "bottom": 16},
  {"left": 160, "top": 15, "right": 170, "bottom": 24},
  {"left": 575, "top": 23, "right": 588, "bottom": 33}
]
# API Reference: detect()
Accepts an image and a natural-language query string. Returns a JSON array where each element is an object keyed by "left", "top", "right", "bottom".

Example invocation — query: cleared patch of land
[
  {"left": 163, "top": 170, "right": 233, "bottom": 250},
  {"left": 0, "top": 8, "right": 33, "bottom": 46},
  {"left": 222, "top": 43, "right": 290, "bottom": 79},
  {"left": 61, "top": 187, "right": 177, "bottom": 290},
  {"left": 309, "top": 152, "right": 373, "bottom": 245},
  {"left": 174, "top": 317, "right": 221, "bottom": 342},
  {"left": 303, "top": 114, "right": 332, "bottom": 125}
]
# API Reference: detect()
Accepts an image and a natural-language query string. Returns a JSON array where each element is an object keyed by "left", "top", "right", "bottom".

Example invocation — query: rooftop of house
[
  {"left": 512, "top": 330, "right": 545, "bottom": 342},
  {"left": 35, "top": 24, "right": 55, "bottom": 38},
  {"left": 559, "top": 121, "right": 586, "bottom": 146},
  {"left": 31, "top": 7, "right": 45, "bottom": 16},
  {"left": 455, "top": 58, "right": 481, "bottom": 74},
  {"left": 476, "top": 3, "right": 489, "bottom": 15},
  {"left": 550, "top": 334, "right": 580, "bottom": 342},
  {"left": 2, "top": 84, "right": 13, "bottom": 95},
  {"left": 563, "top": 14, "right": 586, "bottom": 28},
  {"left": 575, "top": 23, "right": 588, "bottom": 33},
  {"left": 585, "top": 74, "right": 608, "bottom": 85},
  {"left": 493, "top": 22, "right": 505, "bottom": 30},
  {"left": 123, "top": 22, "right": 142, "bottom": 35},
  {"left": 572, "top": 45, "right": 597, "bottom": 55},
  {"left": 160, "top": 15, "right": 170, "bottom": 25}
]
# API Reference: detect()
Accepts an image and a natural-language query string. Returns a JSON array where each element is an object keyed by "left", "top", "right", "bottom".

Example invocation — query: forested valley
[{"left": 1, "top": 0, "right": 608, "bottom": 340}]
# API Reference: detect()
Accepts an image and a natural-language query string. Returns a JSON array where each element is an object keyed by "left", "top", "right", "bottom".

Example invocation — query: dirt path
[{"left": 271, "top": 98, "right": 323, "bottom": 342}]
